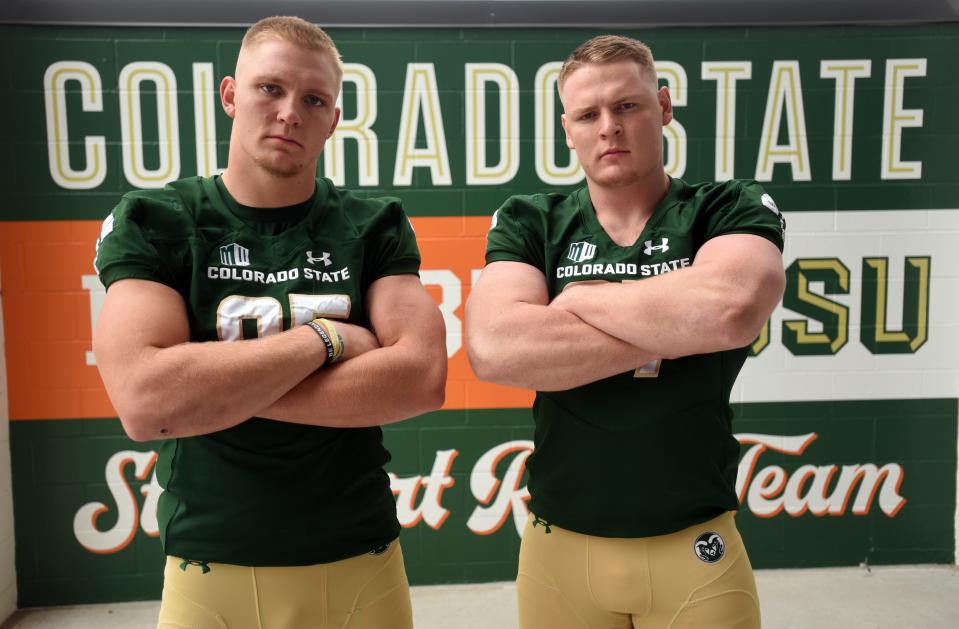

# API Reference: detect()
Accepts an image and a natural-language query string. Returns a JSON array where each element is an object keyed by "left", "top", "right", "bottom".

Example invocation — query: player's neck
[
  {"left": 220, "top": 163, "right": 317, "bottom": 208},
  {"left": 587, "top": 171, "right": 670, "bottom": 246}
]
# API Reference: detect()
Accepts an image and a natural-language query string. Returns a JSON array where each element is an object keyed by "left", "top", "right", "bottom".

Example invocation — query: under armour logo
[
  {"left": 643, "top": 238, "right": 669, "bottom": 255},
  {"left": 179, "top": 559, "right": 211, "bottom": 574},
  {"left": 306, "top": 250, "right": 332, "bottom": 267}
]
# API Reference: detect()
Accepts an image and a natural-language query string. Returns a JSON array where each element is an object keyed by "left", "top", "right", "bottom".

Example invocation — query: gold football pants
[
  {"left": 157, "top": 541, "right": 412, "bottom": 629},
  {"left": 517, "top": 511, "right": 760, "bottom": 629}
]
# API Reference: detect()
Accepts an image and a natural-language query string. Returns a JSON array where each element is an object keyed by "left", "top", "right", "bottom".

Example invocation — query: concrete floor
[{"left": 1, "top": 565, "right": 958, "bottom": 628}]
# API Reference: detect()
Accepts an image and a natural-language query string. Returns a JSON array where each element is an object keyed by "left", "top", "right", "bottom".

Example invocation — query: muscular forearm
[
  {"left": 259, "top": 342, "right": 446, "bottom": 427},
  {"left": 99, "top": 325, "right": 327, "bottom": 441},
  {"left": 556, "top": 264, "right": 777, "bottom": 359},
  {"left": 467, "top": 302, "right": 657, "bottom": 391}
]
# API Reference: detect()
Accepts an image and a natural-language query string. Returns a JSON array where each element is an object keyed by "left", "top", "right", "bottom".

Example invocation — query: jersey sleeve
[
  {"left": 484, "top": 196, "right": 546, "bottom": 273},
  {"left": 94, "top": 193, "right": 181, "bottom": 291},
  {"left": 701, "top": 180, "right": 786, "bottom": 252},
  {"left": 364, "top": 199, "right": 421, "bottom": 282}
]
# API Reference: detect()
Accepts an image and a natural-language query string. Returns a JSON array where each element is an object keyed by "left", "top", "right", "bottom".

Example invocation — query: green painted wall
[{"left": 2, "top": 22, "right": 957, "bottom": 607}]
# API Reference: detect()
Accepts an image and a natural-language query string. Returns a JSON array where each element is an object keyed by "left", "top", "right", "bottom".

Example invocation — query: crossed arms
[
  {"left": 94, "top": 274, "right": 446, "bottom": 441},
  {"left": 96, "top": 230, "right": 781, "bottom": 439},
  {"left": 466, "top": 233, "right": 785, "bottom": 391}
]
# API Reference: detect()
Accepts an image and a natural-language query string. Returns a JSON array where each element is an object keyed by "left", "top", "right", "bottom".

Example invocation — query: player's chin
[
  {"left": 587, "top": 167, "right": 640, "bottom": 188},
  {"left": 256, "top": 155, "right": 307, "bottom": 179}
]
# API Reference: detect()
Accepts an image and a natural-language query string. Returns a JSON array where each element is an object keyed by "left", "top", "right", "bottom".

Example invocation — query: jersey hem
[
  {"left": 98, "top": 268, "right": 171, "bottom": 292},
  {"left": 163, "top": 532, "right": 402, "bottom": 567},
  {"left": 717, "top": 228, "right": 785, "bottom": 252},
  {"left": 485, "top": 251, "right": 544, "bottom": 270},
  {"left": 527, "top": 506, "right": 732, "bottom": 539}
]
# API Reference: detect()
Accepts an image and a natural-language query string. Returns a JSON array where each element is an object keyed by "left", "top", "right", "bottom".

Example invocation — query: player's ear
[
  {"left": 659, "top": 86, "right": 673, "bottom": 126},
  {"left": 561, "top": 113, "right": 575, "bottom": 150},
  {"left": 220, "top": 76, "right": 237, "bottom": 119},
  {"left": 327, "top": 107, "right": 341, "bottom": 139}
]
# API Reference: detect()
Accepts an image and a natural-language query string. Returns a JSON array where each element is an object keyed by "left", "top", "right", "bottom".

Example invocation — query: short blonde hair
[
  {"left": 558, "top": 35, "right": 656, "bottom": 92},
  {"left": 242, "top": 16, "right": 343, "bottom": 80}
]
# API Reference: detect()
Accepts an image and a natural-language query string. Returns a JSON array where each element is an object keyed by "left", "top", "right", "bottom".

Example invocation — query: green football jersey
[
  {"left": 95, "top": 175, "right": 420, "bottom": 566},
  {"left": 485, "top": 178, "right": 785, "bottom": 538}
]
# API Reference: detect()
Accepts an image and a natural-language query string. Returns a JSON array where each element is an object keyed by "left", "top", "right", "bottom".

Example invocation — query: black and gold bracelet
[
  {"left": 306, "top": 319, "right": 337, "bottom": 362},
  {"left": 306, "top": 318, "right": 345, "bottom": 363}
]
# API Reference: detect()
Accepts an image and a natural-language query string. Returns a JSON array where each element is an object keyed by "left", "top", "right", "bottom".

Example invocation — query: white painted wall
[
  {"left": 728, "top": 208, "right": 959, "bottom": 566},
  {"left": 0, "top": 288, "right": 17, "bottom": 621}
]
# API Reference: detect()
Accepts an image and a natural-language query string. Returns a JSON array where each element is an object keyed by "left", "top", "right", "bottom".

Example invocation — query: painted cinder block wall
[
  {"left": 0, "top": 289, "right": 17, "bottom": 622},
  {"left": 0, "top": 21, "right": 957, "bottom": 608}
]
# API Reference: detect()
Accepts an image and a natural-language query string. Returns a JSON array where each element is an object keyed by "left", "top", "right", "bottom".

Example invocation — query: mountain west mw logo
[
  {"left": 220, "top": 243, "right": 250, "bottom": 267},
  {"left": 566, "top": 241, "right": 596, "bottom": 263}
]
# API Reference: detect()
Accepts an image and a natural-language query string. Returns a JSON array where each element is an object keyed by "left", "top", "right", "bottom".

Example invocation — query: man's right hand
[{"left": 260, "top": 273, "right": 446, "bottom": 427}]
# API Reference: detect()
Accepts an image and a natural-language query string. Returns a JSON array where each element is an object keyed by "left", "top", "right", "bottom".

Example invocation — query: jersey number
[
  {"left": 634, "top": 359, "right": 661, "bottom": 378},
  {"left": 215, "top": 293, "right": 352, "bottom": 341}
]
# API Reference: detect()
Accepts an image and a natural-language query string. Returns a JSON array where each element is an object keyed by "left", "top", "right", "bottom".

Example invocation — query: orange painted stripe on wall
[{"left": 0, "top": 218, "right": 533, "bottom": 421}]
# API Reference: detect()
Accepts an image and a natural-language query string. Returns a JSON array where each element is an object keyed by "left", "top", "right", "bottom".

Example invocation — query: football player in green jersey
[
  {"left": 467, "top": 35, "right": 786, "bottom": 629},
  {"left": 93, "top": 16, "right": 446, "bottom": 629}
]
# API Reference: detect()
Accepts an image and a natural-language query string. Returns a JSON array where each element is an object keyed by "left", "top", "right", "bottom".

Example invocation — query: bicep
[
  {"left": 694, "top": 233, "right": 785, "bottom": 310},
  {"left": 468, "top": 261, "right": 550, "bottom": 314},
  {"left": 466, "top": 261, "right": 551, "bottom": 337},
  {"left": 366, "top": 274, "right": 445, "bottom": 349},
  {"left": 93, "top": 279, "right": 190, "bottom": 374}
]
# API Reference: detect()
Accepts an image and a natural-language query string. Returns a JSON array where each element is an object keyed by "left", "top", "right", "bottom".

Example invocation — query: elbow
[
  {"left": 117, "top": 408, "right": 164, "bottom": 442},
  {"left": 414, "top": 313, "right": 447, "bottom": 413},
  {"left": 98, "top": 352, "right": 181, "bottom": 442},
  {"left": 719, "top": 297, "right": 777, "bottom": 350},
  {"left": 708, "top": 299, "right": 761, "bottom": 350},
  {"left": 104, "top": 381, "right": 153, "bottom": 441},
  {"left": 467, "top": 342, "right": 523, "bottom": 387},
  {"left": 422, "top": 359, "right": 447, "bottom": 412},
  {"left": 425, "top": 378, "right": 446, "bottom": 412},
  {"left": 465, "top": 315, "right": 516, "bottom": 384},
  {"left": 414, "top": 352, "right": 447, "bottom": 413},
  {"left": 464, "top": 305, "right": 520, "bottom": 385},
  {"left": 717, "top": 269, "right": 785, "bottom": 350},
  {"left": 122, "top": 426, "right": 156, "bottom": 443},
  {"left": 109, "top": 382, "right": 177, "bottom": 442},
  {"left": 725, "top": 311, "right": 766, "bottom": 349},
  {"left": 465, "top": 335, "right": 501, "bottom": 384}
]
